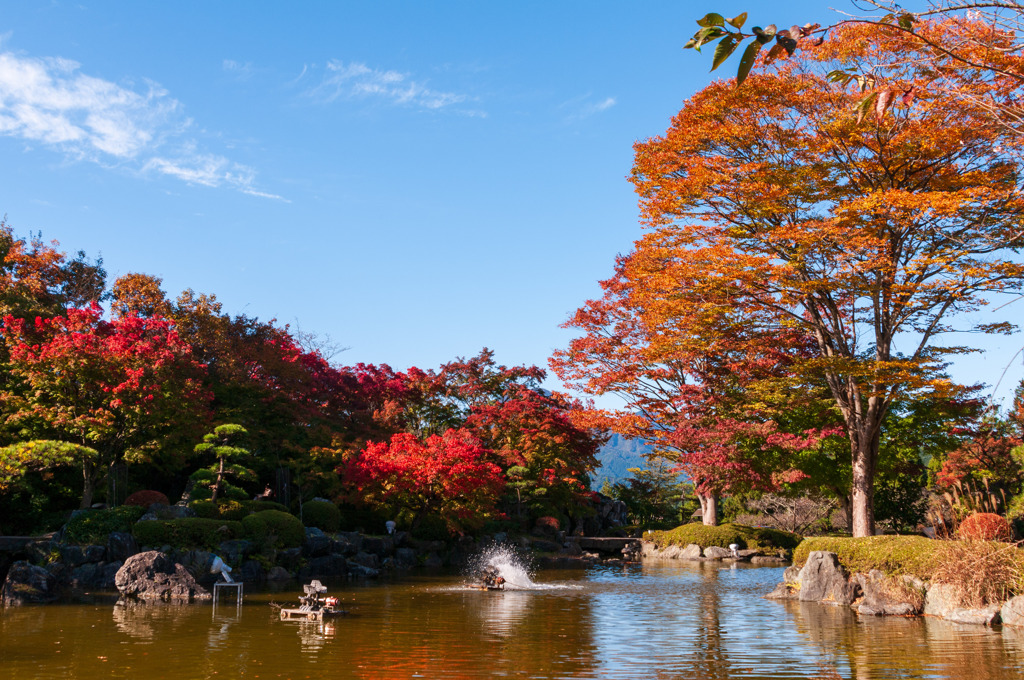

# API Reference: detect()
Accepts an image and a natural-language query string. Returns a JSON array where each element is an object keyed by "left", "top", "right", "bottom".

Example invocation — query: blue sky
[{"left": 0, "top": 1, "right": 1022, "bottom": 408}]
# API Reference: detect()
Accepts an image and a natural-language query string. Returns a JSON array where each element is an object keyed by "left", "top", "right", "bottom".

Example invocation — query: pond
[{"left": 2, "top": 559, "right": 1024, "bottom": 679}]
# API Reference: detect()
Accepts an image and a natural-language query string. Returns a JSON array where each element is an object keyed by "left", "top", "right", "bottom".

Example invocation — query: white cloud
[
  {"left": 310, "top": 59, "right": 477, "bottom": 112},
  {"left": 560, "top": 93, "right": 617, "bottom": 121},
  {"left": 0, "top": 50, "right": 280, "bottom": 199}
]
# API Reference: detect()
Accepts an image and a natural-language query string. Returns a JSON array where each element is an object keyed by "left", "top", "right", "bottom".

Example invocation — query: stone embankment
[
  {"left": 765, "top": 549, "right": 1024, "bottom": 627},
  {"left": 641, "top": 540, "right": 789, "bottom": 564}
]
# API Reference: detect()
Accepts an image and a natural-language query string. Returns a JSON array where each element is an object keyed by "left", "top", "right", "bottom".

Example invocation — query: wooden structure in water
[{"left": 279, "top": 580, "right": 347, "bottom": 621}]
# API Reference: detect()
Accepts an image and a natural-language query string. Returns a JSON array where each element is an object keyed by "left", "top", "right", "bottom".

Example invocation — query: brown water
[{"left": 2, "top": 560, "right": 1024, "bottom": 679}]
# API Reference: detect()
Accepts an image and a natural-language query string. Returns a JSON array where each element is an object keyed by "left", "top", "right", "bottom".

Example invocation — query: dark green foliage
[
  {"left": 301, "top": 500, "right": 341, "bottom": 532},
  {"left": 409, "top": 513, "right": 452, "bottom": 542},
  {"left": 0, "top": 467, "right": 81, "bottom": 535},
  {"left": 64, "top": 506, "right": 146, "bottom": 545},
  {"left": 242, "top": 509, "right": 304, "bottom": 550},
  {"left": 336, "top": 502, "right": 390, "bottom": 534},
  {"left": 647, "top": 522, "right": 801, "bottom": 553},
  {"left": 189, "top": 499, "right": 290, "bottom": 521},
  {"left": 132, "top": 518, "right": 245, "bottom": 550},
  {"left": 606, "top": 464, "right": 689, "bottom": 529}
]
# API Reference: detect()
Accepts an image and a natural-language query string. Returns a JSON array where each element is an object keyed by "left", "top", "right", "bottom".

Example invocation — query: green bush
[
  {"left": 645, "top": 522, "right": 802, "bottom": 554},
  {"left": 301, "top": 500, "right": 341, "bottom": 532},
  {"left": 793, "top": 535, "right": 942, "bottom": 578},
  {"left": 190, "top": 499, "right": 291, "bottom": 521},
  {"left": 242, "top": 510, "right": 304, "bottom": 550},
  {"left": 132, "top": 518, "right": 244, "bottom": 550},
  {"left": 64, "top": 506, "right": 146, "bottom": 545}
]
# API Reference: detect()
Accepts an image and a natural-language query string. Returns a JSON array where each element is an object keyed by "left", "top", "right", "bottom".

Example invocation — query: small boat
[{"left": 279, "top": 580, "right": 348, "bottom": 621}]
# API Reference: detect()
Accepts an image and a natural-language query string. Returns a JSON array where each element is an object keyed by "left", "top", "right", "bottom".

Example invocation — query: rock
[
  {"left": 751, "top": 556, "right": 789, "bottom": 565},
  {"left": 764, "top": 582, "right": 798, "bottom": 600},
  {"left": 330, "top": 536, "right": 358, "bottom": 557},
  {"left": 2, "top": 561, "right": 60, "bottom": 606},
  {"left": 139, "top": 503, "right": 195, "bottom": 521},
  {"left": 266, "top": 566, "right": 291, "bottom": 581},
  {"left": 395, "top": 548, "right": 418, "bottom": 567},
  {"left": 217, "top": 540, "right": 252, "bottom": 565},
  {"left": 853, "top": 570, "right": 923, "bottom": 616},
  {"left": 70, "top": 561, "right": 122, "bottom": 590},
  {"left": 298, "top": 554, "right": 348, "bottom": 581},
  {"left": 1001, "top": 595, "right": 1024, "bottom": 627},
  {"left": 237, "top": 560, "right": 265, "bottom": 583},
  {"left": 530, "top": 539, "right": 562, "bottom": 553},
  {"left": 924, "top": 582, "right": 959, "bottom": 619},
  {"left": 562, "top": 541, "right": 583, "bottom": 557},
  {"left": 348, "top": 563, "right": 380, "bottom": 578},
  {"left": 114, "top": 551, "right": 211, "bottom": 601},
  {"left": 60, "top": 544, "right": 106, "bottom": 567},
  {"left": 947, "top": 606, "right": 1002, "bottom": 625},
  {"left": 107, "top": 532, "right": 139, "bottom": 563},
  {"left": 352, "top": 551, "right": 380, "bottom": 570},
  {"left": 736, "top": 549, "right": 760, "bottom": 560},
  {"left": 423, "top": 552, "right": 444, "bottom": 568},
  {"left": 797, "top": 551, "right": 858, "bottom": 606},
  {"left": 704, "top": 546, "right": 732, "bottom": 560},
  {"left": 278, "top": 548, "right": 303, "bottom": 572},
  {"left": 303, "top": 533, "right": 333, "bottom": 558}
]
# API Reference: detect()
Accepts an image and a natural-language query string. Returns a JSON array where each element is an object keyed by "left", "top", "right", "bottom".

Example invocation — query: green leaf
[
  {"left": 711, "top": 36, "right": 740, "bottom": 72},
  {"left": 752, "top": 25, "right": 776, "bottom": 45},
  {"left": 697, "top": 12, "right": 726, "bottom": 28},
  {"left": 736, "top": 40, "right": 761, "bottom": 85},
  {"left": 693, "top": 26, "right": 727, "bottom": 51},
  {"left": 898, "top": 13, "right": 916, "bottom": 30},
  {"left": 727, "top": 13, "right": 747, "bottom": 30},
  {"left": 826, "top": 69, "right": 851, "bottom": 83}
]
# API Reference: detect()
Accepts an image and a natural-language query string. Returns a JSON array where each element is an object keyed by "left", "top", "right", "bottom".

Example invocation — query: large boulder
[
  {"left": 60, "top": 544, "right": 107, "bottom": 567},
  {"left": 2, "top": 561, "right": 60, "bottom": 606},
  {"left": 853, "top": 570, "right": 923, "bottom": 616},
  {"left": 70, "top": 561, "right": 123, "bottom": 591},
  {"left": 1002, "top": 595, "right": 1024, "bottom": 627},
  {"left": 297, "top": 554, "right": 348, "bottom": 581},
  {"left": 924, "top": 582, "right": 1001, "bottom": 624},
  {"left": 114, "top": 551, "right": 211, "bottom": 601},
  {"left": 797, "top": 551, "right": 859, "bottom": 606},
  {"left": 107, "top": 532, "right": 139, "bottom": 563},
  {"left": 704, "top": 546, "right": 732, "bottom": 560}
]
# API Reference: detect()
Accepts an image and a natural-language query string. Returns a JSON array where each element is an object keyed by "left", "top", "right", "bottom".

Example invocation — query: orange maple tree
[{"left": 626, "top": 20, "right": 1024, "bottom": 536}]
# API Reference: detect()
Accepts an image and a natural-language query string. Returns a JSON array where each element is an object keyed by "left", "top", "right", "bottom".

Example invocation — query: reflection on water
[{"left": 2, "top": 563, "right": 1024, "bottom": 679}]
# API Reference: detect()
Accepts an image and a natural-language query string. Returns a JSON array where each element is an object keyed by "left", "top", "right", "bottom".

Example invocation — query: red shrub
[
  {"left": 957, "top": 512, "right": 1013, "bottom": 541},
  {"left": 124, "top": 490, "right": 170, "bottom": 508},
  {"left": 535, "top": 516, "right": 560, "bottom": 531}
]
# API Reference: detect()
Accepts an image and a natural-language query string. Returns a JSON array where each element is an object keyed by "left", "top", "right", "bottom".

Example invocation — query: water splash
[{"left": 465, "top": 543, "right": 578, "bottom": 591}]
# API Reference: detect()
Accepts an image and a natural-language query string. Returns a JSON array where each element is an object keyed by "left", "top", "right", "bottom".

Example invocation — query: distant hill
[{"left": 591, "top": 433, "right": 655, "bottom": 489}]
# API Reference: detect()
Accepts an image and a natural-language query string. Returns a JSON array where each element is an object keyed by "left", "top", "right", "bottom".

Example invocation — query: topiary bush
[
  {"left": 64, "top": 506, "right": 146, "bottom": 545},
  {"left": 957, "top": 512, "right": 1013, "bottom": 542},
  {"left": 646, "top": 522, "right": 802, "bottom": 554},
  {"left": 132, "top": 518, "right": 244, "bottom": 550},
  {"left": 124, "top": 490, "right": 170, "bottom": 508},
  {"left": 190, "top": 499, "right": 292, "bottom": 521},
  {"left": 301, "top": 500, "right": 341, "bottom": 532},
  {"left": 242, "top": 510, "right": 304, "bottom": 550}
]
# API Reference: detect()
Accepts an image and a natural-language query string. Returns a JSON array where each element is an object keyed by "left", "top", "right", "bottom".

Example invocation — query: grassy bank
[{"left": 645, "top": 523, "right": 802, "bottom": 553}]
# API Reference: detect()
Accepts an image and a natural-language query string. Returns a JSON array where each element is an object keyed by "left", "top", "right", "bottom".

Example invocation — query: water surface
[{"left": 2, "top": 561, "right": 1023, "bottom": 679}]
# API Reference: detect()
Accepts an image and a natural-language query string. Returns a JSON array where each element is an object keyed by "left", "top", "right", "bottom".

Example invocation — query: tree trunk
[
  {"left": 211, "top": 456, "right": 226, "bottom": 504},
  {"left": 81, "top": 459, "right": 96, "bottom": 509},
  {"left": 849, "top": 423, "right": 881, "bottom": 537},
  {"left": 699, "top": 493, "right": 718, "bottom": 526}
]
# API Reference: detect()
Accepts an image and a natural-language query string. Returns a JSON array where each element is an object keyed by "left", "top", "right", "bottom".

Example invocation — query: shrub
[
  {"left": 931, "top": 539, "right": 1024, "bottom": 607},
  {"left": 132, "top": 518, "right": 244, "bottom": 550},
  {"left": 957, "top": 513, "right": 1013, "bottom": 542},
  {"left": 64, "top": 506, "right": 146, "bottom": 545},
  {"left": 646, "top": 522, "right": 802, "bottom": 554},
  {"left": 242, "top": 510, "right": 304, "bottom": 550},
  {"left": 535, "top": 516, "right": 560, "bottom": 532},
  {"left": 793, "top": 536, "right": 940, "bottom": 578},
  {"left": 190, "top": 499, "right": 291, "bottom": 521},
  {"left": 124, "top": 490, "right": 170, "bottom": 508},
  {"left": 301, "top": 500, "right": 341, "bottom": 532}
]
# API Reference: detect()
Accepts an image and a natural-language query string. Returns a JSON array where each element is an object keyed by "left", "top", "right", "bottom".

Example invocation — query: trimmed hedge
[
  {"left": 64, "top": 506, "right": 146, "bottom": 545},
  {"left": 133, "top": 518, "right": 245, "bottom": 550},
  {"left": 189, "top": 499, "right": 290, "bottom": 521},
  {"left": 646, "top": 522, "right": 802, "bottom": 553},
  {"left": 301, "top": 500, "right": 341, "bottom": 532},
  {"left": 793, "top": 536, "right": 942, "bottom": 578},
  {"left": 242, "top": 510, "right": 304, "bottom": 549}
]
